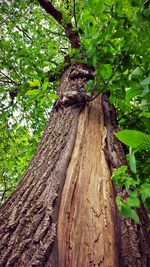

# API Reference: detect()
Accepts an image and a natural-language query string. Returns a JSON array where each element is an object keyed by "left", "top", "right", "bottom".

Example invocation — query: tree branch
[
  {"left": 38, "top": 0, "right": 62, "bottom": 24},
  {"left": 0, "top": 16, "right": 10, "bottom": 27},
  {"left": 73, "top": 0, "right": 78, "bottom": 28},
  {"left": 1, "top": 170, "right": 7, "bottom": 202},
  {"left": 0, "top": 80, "right": 14, "bottom": 84},
  {"left": 0, "top": 71, "right": 18, "bottom": 85},
  {"left": 88, "top": 63, "right": 120, "bottom": 102},
  {"left": 42, "top": 25, "right": 67, "bottom": 37},
  {"left": 37, "top": 0, "right": 80, "bottom": 48},
  {"left": 16, "top": 25, "right": 32, "bottom": 41}
]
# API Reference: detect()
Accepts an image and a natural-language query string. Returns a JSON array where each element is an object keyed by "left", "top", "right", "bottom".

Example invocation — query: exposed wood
[
  {"left": 58, "top": 92, "right": 150, "bottom": 267},
  {"left": 58, "top": 96, "right": 119, "bottom": 267}
]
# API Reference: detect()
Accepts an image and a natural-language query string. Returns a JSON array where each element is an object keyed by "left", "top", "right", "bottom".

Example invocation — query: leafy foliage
[
  {"left": 113, "top": 165, "right": 150, "bottom": 223},
  {"left": 0, "top": 0, "right": 149, "bottom": 223},
  {"left": 116, "top": 194, "right": 140, "bottom": 222},
  {"left": 113, "top": 129, "right": 150, "bottom": 221},
  {"left": 115, "top": 130, "right": 150, "bottom": 150}
]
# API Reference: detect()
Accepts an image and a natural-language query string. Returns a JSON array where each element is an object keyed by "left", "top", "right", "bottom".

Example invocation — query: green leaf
[
  {"left": 132, "top": 67, "right": 142, "bottom": 77},
  {"left": 116, "top": 195, "right": 123, "bottom": 210},
  {"left": 116, "top": 195, "right": 140, "bottom": 222},
  {"left": 26, "top": 89, "right": 39, "bottom": 96},
  {"left": 86, "top": 0, "right": 105, "bottom": 13},
  {"left": 47, "top": 93, "right": 58, "bottom": 100},
  {"left": 112, "top": 166, "right": 138, "bottom": 190},
  {"left": 100, "top": 64, "right": 112, "bottom": 80},
  {"left": 115, "top": 130, "right": 150, "bottom": 151},
  {"left": 121, "top": 204, "right": 140, "bottom": 222},
  {"left": 140, "top": 183, "right": 150, "bottom": 202},
  {"left": 126, "top": 86, "right": 143, "bottom": 103},
  {"left": 141, "top": 86, "right": 150, "bottom": 97},
  {"left": 29, "top": 79, "right": 41, "bottom": 88},
  {"left": 140, "top": 76, "right": 150, "bottom": 86},
  {"left": 127, "top": 191, "right": 140, "bottom": 208},
  {"left": 141, "top": 97, "right": 150, "bottom": 112},
  {"left": 128, "top": 147, "right": 136, "bottom": 173},
  {"left": 86, "top": 79, "right": 94, "bottom": 91},
  {"left": 140, "top": 112, "right": 150, "bottom": 118},
  {"left": 42, "top": 81, "right": 49, "bottom": 91},
  {"left": 112, "top": 29, "right": 126, "bottom": 38}
]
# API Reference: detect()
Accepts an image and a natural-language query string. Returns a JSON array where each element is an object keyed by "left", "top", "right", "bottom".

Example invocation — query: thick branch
[
  {"left": 38, "top": 0, "right": 62, "bottom": 24},
  {"left": 37, "top": 0, "right": 80, "bottom": 48}
]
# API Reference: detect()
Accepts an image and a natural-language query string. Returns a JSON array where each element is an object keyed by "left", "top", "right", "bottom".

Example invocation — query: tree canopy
[{"left": 0, "top": 0, "right": 150, "bottom": 223}]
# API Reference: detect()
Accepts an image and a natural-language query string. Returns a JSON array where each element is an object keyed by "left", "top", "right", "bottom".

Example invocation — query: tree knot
[
  {"left": 54, "top": 90, "right": 90, "bottom": 110},
  {"left": 69, "top": 68, "right": 95, "bottom": 80}
]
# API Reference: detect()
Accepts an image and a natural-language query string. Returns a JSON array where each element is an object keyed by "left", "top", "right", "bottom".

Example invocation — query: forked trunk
[{"left": 0, "top": 64, "right": 150, "bottom": 267}]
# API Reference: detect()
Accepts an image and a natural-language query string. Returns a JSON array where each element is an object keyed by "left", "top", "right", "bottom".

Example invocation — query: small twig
[
  {"left": 42, "top": 25, "right": 67, "bottom": 37},
  {"left": 60, "top": 49, "right": 67, "bottom": 55},
  {"left": 0, "top": 94, "right": 7, "bottom": 102},
  {"left": 118, "top": 109, "right": 139, "bottom": 121},
  {"left": 0, "top": 80, "right": 14, "bottom": 84},
  {"left": 0, "top": 16, "right": 10, "bottom": 26},
  {"left": 0, "top": 102, "right": 15, "bottom": 112},
  {"left": 88, "top": 63, "right": 120, "bottom": 102},
  {"left": 73, "top": 0, "right": 78, "bottom": 28},
  {"left": 0, "top": 71, "right": 18, "bottom": 85},
  {"left": 1, "top": 171, "right": 7, "bottom": 202},
  {"left": 88, "top": 73, "right": 115, "bottom": 102},
  {"left": 16, "top": 25, "right": 32, "bottom": 41}
]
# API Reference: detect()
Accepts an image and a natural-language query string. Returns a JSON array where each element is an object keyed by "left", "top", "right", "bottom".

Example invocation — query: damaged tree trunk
[
  {"left": 0, "top": 63, "right": 150, "bottom": 267},
  {"left": 57, "top": 93, "right": 120, "bottom": 267}
]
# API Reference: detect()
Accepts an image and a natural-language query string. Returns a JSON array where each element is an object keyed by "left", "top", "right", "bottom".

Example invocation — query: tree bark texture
[{"left": 0, "top": 63, "right": 150, "bottom": 267}]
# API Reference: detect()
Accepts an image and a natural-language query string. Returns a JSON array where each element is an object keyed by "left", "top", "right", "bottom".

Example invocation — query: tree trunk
[{"left": 0, "top": 63, "right": 150, "bottom": 267}]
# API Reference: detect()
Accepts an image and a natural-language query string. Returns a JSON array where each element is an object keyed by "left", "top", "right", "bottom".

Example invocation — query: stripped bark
[
  {"left": 58, "top": 95, "right": 119, "bottom": 267},
  {"left": 57, "top": 90, "right": 150, "bottom": 267}
]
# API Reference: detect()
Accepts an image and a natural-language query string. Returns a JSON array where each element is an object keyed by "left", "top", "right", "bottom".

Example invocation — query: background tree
[{"left": 0, "top": 0, "right": 150, "bottom": 266}]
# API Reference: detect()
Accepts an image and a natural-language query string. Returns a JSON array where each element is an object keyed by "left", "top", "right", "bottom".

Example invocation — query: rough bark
[
  {"left": 0, "top": 63, "right": 150, "bottom": 267},
  {"left": 102, "top": 94, "right": 150, "bottom": 267},
  {"left": 0, "top": 63, "right": 94, "bottom": 267}
]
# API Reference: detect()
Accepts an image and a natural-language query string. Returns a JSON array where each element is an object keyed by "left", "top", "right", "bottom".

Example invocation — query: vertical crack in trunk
[
  {"left": 58, "top": 95, "right": 119, "bottom": 267},
  {"left": 58, "top": 92, "right": 150, "bottom": 267}
]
